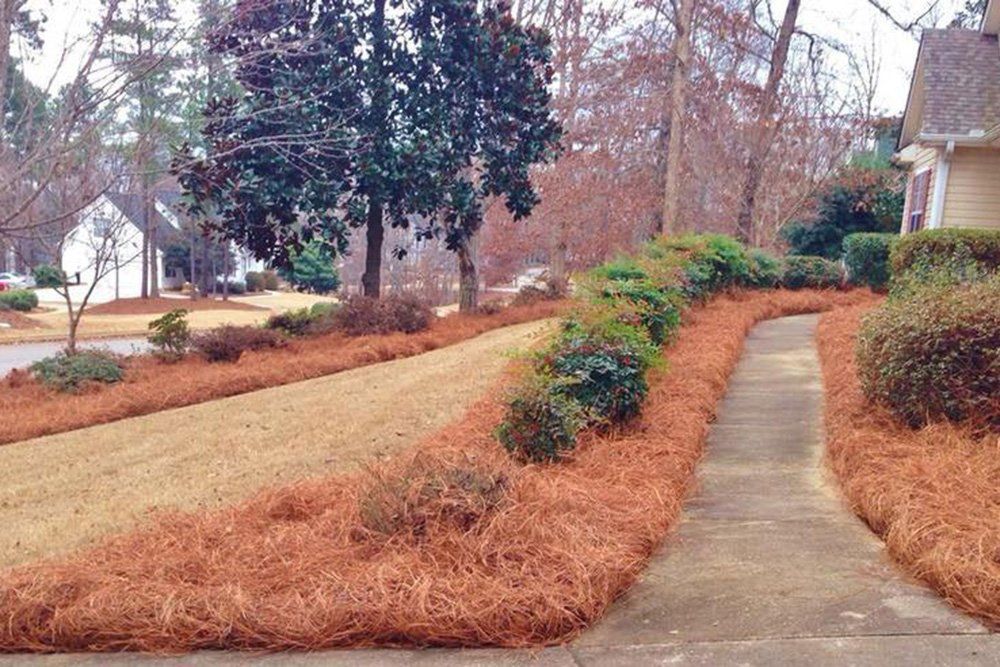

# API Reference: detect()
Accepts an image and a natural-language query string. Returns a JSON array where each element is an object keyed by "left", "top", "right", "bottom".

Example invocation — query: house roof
[
  {"left": 899, "top": 29, "right": 1000, "bottom": 148},
  {"left": 103, "top": 192, "right": 182, "bottom": 250}
]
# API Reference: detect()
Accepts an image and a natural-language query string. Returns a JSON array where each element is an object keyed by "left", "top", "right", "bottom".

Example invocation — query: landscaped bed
[
  {"left": 819, "top": 298, "right": 1000, "bottom": 628},
  {"left": 84, "top": 297, "right": 267, "bottom": 315},
  {"left": 0, "top": 287, "right": 872, "bottom": 653},
  {"left": 0, "top": 300, "right": 567, "bottom": 445}
]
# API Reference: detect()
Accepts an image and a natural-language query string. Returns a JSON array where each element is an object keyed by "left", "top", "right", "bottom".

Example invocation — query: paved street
[{"left": 0, "top": 337, "right": 148, "bottom": 376}]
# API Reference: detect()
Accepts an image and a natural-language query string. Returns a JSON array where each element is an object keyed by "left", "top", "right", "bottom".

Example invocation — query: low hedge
[
  {"left": 856, "top": 277, "right": 1000, "bottom": 429},
  {"left": 891, "top": 228, "right": 1000, "bottom": 277},
  {"left": 0, "top": 289, "right": 38, "bottom": 312},
  {"left": 333, "top": 294, "right": 433, "bottom": 336},
  {"left": 843, "top": 233, "right": 896, "bottom": 290},
  {"left": 781, "top": 256, "right": 843, "bottom": 289}
]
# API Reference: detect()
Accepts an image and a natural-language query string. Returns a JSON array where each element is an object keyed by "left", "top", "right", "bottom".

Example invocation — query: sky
[{"left": 17, "top": 0, "right": 968, "bottom": 116}]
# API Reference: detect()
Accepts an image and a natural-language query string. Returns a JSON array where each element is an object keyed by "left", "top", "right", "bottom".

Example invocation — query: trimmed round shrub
[
  {"left": 590, "top": 259, "right": 648, "bottom": 283},
  {"left": 653, "top": 233, "right": 752, "bottom": 300},
  {"left": 244, "top": 271, "right": 266, "bottom": 293},
  {"left": 781, "top": 255, "right": 843, "bottom": 289},
  {"left": 856, "top": 278, "right": 1000, "bottom": 429},
  {"left": 31, "top": 264, "right": 65, "bottom": 288},
  {"left": 843, "top": 233, "right": 897, "bottom": 290},
  {"left": 214, "top": 280, "right": 247, "bottom": 295},
  {"left": 0, "top": 289, "right": 39, "bottom": 312},
  {"left": 495, "top": 375, "right": 585, "bottom": 462},
  {"left": 890, "top": 229, "right": 999, "bottom": 296},
  {"left": 265, "top": 308, "right": 316, "bottom": 336},
  {"left": 191, "top": 325, "right": 284, "bottom": 362},
  {"left": 263, "top": 270, "right": 280, "bottom": 291},
  {"left": 31, "top": 350, "right": 124, "bottom": 392},
  {"left": 333, "top": 294, "right": 433, "bottom": 336},
  {"left": 746, "top": 248, "right": 783, "bottom": 289}
]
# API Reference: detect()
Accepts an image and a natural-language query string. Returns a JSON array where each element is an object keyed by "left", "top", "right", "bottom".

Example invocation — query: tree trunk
[
  {"left": 736, "top": 0, "right": 801, "bottom": 244},
  {"left": 222, "top": 246, "right": 230, "bottom": 301},
  {"left": 661, "top": 0, "right": 695, "bottom": 237},
  {"left": 140, "top": 206, "right": 150, "bottom": 299},
  {"left": 0, "top": 1, "right": 15, "bottom": 113},
  {"left": 200, "top": 235, "right": 211, "bottom": 296},
  {"left": 361, "top": 200, "right": 384, "bottom": 298},
  {"left": 550, "top": 235, "right": 567, "bottom": 291},
  {"left": 457, "top": 237, "right": 478, "bottom": 313},
  {"left": 147, "top": 199, "right": 159, "bottom": 298}
]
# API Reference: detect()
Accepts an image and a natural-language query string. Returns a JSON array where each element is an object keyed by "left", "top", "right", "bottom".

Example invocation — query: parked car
[{"left": 0, "top": 272, "right": 31, "bottom": 290}]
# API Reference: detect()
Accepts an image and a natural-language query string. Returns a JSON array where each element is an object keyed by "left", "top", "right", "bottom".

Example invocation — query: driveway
[{"left": 0, "top": 337, "right": 148, "bottom": 376}]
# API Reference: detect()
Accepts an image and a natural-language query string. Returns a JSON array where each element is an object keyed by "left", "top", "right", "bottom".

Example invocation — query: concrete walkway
[
  {"left": 3, "top": 315, "right": 997, "bottom": 666},
  {"left": 572, "top": 314, "right": 997, "bottom": 664}
]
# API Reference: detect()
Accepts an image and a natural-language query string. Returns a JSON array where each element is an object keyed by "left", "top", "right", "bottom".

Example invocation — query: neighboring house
[
  {"left": 896, "top": 0, "right": 1000, "bottom": 233},
  {"left": 61, "top": 190, "right": 265, "bottom": 303},
  {"left": 61, "top": 192, "right": 180, "bottom": 302}
]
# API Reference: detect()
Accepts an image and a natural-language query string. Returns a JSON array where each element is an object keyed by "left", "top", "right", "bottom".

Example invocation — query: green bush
[
  {"left": 652, "top": 233, "right": 752, "bottom": 300},
  {"left": 214, "top": 280, "right": 247, "bottom": 295},
  {"left": 889, "top": 229, "right": 1000, "bottom": 296},
  {"left": 31, "top": 264, "right": 65, "bottom": 288},
  {"left": 147, "top": 309, "right": 190, "bottom": 361},
  {"left": 191, "top": 325, "right": 284, "bottom": 362},
  {"left": 746, "top": 249, "right": 783, "bottom": 289},
  {"left": 31, "top": 350, "right": 125, "bottom": 392},
  {"left": 539, "top": 318, "right": 659, "bottom": 425},
  {"left": 0, "top": 289, "right": 38, "bottom": 312},
  {"left": 843, "top": 233, "right": 897, "bottom": 290},
  {"left": 856, "top": 278, "right": 1000, "bottom": 429},
  {"left": 495, "top": 374, "right": 586, "bottom": 462},
  {"left": 266, "top": 307, "right": 317, "bottom": 336},
  {"left": 244, "top": 271, "right": 266, "bottom": 293},
  {"left": 280, "top": 242, "right": 340, "bottom": 294},
  {"left": 780, "top": 255, "right": 843, "bottom": 289},
  {"left": 590, "top": 258, "right": 648, "bottom": 282},
  {"left": 589, "top": 277, "right": 682, "bottom": 345}
]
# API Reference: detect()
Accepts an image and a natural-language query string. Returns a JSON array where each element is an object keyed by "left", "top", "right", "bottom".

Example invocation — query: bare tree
[{"left": 660, "top": 0, "right": 695, "bottom": 236}]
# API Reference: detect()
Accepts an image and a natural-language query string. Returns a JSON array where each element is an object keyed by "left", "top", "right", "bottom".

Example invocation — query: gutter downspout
[{"left": 929, "top": 140, "right": 954, "bottom": 229}]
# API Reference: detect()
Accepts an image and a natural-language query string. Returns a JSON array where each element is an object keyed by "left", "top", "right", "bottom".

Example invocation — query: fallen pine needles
[
  {"left": 818, "top": 304, "right": 1000, "bottom": 628},
  {"left": 0, "top": 289, "right": 870, "bottom": 653}
]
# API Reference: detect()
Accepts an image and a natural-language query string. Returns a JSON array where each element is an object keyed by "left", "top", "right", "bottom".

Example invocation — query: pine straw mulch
[
  {"left": 0, "top": 300, "right": 566, "bottom": 446},
  {"left": 818, "top": 304, "right": 1000, "bottom": 628},
  {"left": 84, "top": 297, "right": 266, "bottom": 315},
  {"left": 0, "top": 288, "right": 872, "bottom": 653},
  {"left": 0, "top": 310, "right": 44, "bottom": 330}
]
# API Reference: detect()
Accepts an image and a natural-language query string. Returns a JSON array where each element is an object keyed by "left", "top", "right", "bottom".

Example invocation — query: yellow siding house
[{"left": 896, "top": 0, "right": 1000, "bottom": 233}]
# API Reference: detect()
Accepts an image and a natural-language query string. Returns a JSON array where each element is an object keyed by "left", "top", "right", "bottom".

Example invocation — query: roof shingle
[{"left": 919, "top": 29, "right": 1000, "bottom": 137}]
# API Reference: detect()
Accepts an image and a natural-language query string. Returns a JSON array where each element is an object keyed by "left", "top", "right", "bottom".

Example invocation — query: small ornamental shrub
[
  {"left": 495, "top": 374, "right": 586, "bottom": 462},
  {"left": 843, "top": 233, "right": 897, "bottom": 290},
  {"left": 0, "top": 289, "right": 38, "bottom": 312},
  {"left": 511, "top": 280, "right": 566, "bottom": 306},
  {"left": 333, "top": 294, "right": 433, "bottom": 336},
  {"left": 265, "top": 308, "right": 317, "bottom": 337},
  {"left": 214, "top": 280, "right": 247, "bottom": 295},
  {"left": 31, "top": 350, "right": 125, "bottom": 392},
  {"left": 244, "top": 272, "right": 266, "bottom": 293},
  {"left": 590, "top": 258, "right": 648, "bottom": 282},
  {"left": 780, "top": 255, "right": 843, "bottom": 289},
  {"left": 856, "top": 277, "right": 1000, "bottom": 429},
  {"left": 263, "top": 270, "right": 280, "bottom": 290},
  {"left": 591, "top": 277, "right": 682, "bottom": 345},
  {"left": 309, "top": 301, "right": 338, "bottom": 318},
  {"left": 31, "top": 264, "right": 65, "bottom": 288},
  {"left": 475, "top": 301, "right": 505, "bottom": 316},
  {"left": 191, "top": 325, "right": 284, "bottom": 362},
  {"left": 654, "top": 233, "right": 752, "bottom": 300},
  {"left": 746, "top": 248, "right": 783, "bottom": 289},
  {"left": 358, "top": 457, "right": 508, "bottom": 538},
  {"left": 147, "top": 309, "right": 190, "bottom": 361}
]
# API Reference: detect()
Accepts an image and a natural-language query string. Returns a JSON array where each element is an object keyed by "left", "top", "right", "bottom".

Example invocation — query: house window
[{"left": 908, "top": 169, "right": 931, "bottom": 232}]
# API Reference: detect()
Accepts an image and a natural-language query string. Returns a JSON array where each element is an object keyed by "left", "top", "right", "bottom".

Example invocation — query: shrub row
[
  {"left": 244, "top": 270, "right": 280, "bottom": 293},
  {"left": 497, "top": 233, "right": 802, "bottom": 462},
  {"left": 0, "top": 289, "right": 38, "bottom": 312}
]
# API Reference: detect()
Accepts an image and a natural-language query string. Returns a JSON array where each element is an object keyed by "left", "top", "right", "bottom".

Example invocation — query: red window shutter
[{"left": 908, "top": 170, "right": 932, "bottom": 232}]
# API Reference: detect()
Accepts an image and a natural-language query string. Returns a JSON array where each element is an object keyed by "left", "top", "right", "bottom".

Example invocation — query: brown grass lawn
[
  {"left": 0, "top": 319, "right": 554, "bottom": 569},
  {"left": 0, "top": 292, "right": 336, "bottom": 343}
]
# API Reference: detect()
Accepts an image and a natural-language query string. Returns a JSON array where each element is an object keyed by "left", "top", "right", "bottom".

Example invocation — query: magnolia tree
[{"left": 175, "top": 0, "right": 561, "bottom": 311}]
